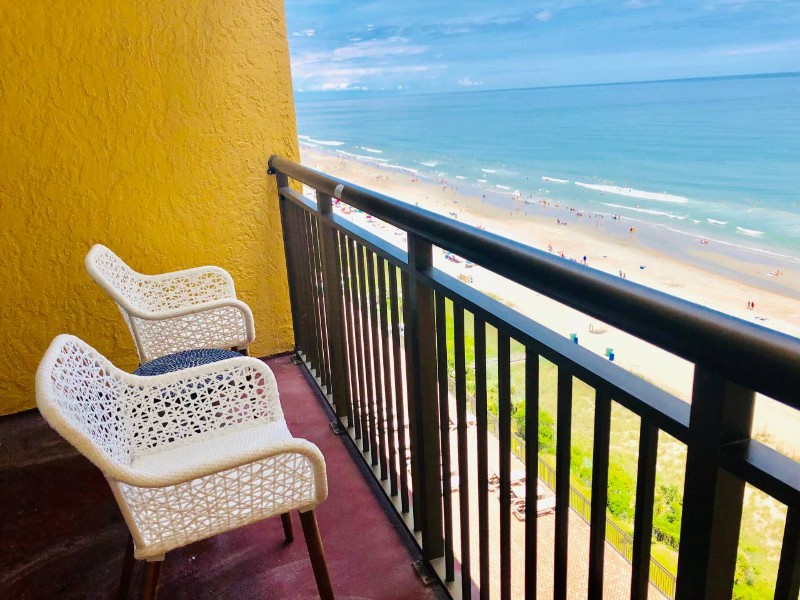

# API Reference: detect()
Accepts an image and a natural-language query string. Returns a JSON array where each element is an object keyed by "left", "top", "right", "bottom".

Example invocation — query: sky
[{"left": 285, "top": 0, "right": 800, "bottom": 97}]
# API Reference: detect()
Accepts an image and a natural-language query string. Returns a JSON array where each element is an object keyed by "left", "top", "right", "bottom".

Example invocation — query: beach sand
[{"left": 300, "top": 147, "right": 800, "bottom": 454}]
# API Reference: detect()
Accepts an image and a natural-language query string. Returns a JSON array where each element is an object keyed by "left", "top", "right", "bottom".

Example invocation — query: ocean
[{"left": 295, "top": 73, "right": 800, "bottom": 261}]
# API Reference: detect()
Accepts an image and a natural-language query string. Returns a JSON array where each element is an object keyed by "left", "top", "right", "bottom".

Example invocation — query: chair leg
[
  {"left": 141, "top": 560, "right": 163, "bottom": 600},
  {"left": 281, "top": 512, "right": 294, "bottom": 543},
  {"left": 118, "top": 534, "right": 135, "bottom": 600},
  {"left": 299, "top": 510, "right": 334, "bottom": 600},
  {"left": 236, "top": 346, "right": 250, "bottom": 356}
]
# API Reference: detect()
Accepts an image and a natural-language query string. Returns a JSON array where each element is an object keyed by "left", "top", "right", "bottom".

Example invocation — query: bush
[
  {"left": 653, "top": 484, "right": 682, "bottom": 549},
  {"left": 538, "top": 409, "right": 555, "bottom": 453},
  {"left": 607, "top": 462, "right": 635, "bottom": 521}
]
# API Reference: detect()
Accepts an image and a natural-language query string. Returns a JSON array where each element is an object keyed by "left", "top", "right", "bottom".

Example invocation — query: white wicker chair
[
  {"left": 36, "top": 335, "right": 333, "bottom": 600},
  {"left": 85, "top": 244, "right": 256, "bottom": 364}
]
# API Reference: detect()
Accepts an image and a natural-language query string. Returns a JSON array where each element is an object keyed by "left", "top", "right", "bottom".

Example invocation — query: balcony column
[
  {"left": 316, "top": 191, "right": 350, "bottom": 420},
  {"left": 406, "top": 232, "right": 445, "bottom": 561},
  {"left": 676, "top": 367, "right": 754, "bottom": 599}
]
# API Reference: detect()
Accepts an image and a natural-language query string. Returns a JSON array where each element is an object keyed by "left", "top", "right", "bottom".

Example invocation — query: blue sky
[{"left": 285, "top": 0, "right": 800, "bottom": 96}]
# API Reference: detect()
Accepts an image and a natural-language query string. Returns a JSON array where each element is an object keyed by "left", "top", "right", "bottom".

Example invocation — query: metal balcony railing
[{"left": 269, "top": 154, "right": 800, "bottom": 600}]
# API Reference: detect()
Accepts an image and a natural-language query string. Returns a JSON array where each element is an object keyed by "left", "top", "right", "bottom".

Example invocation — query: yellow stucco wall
[{"left": 0, "top": 1, "right": 298, "bottom": 415}]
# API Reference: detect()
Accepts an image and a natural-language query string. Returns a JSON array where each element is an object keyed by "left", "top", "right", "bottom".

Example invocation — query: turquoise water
[{"left": 295, "top": 73, "right": 800, "bottom": 259}]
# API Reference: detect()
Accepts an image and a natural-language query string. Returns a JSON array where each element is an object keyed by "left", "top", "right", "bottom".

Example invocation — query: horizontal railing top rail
[{"left": 269, "top": 154, "right": 800, "bottom": 410}]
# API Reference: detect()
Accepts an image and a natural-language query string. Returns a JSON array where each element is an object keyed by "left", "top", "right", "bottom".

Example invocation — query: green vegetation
[{"left": 438, "top": 298, "right": 783, "bottom": 598}]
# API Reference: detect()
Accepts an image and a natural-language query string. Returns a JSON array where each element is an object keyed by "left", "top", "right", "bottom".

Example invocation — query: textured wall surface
[{"left": 0, "top": 1, "right": 299, "bottom": 415}]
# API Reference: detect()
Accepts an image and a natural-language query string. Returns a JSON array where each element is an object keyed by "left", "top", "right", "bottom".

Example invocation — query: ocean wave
[
  {"left": 481, "top": 168, "right": 497, "bottom": 174},
  {"left": 455, "top": 175, "right": 467, "bottom": 180},
  {"left": 420, "top": 160, "right": 439, "bottom": 167},
  {"left": 736, "top": 226, "right": 764, "bottom": 238},
  {"left": 300, "top": 142, "right": 319, "bottom": 148},
  {"left": 477, "top": 179, "right": 488, "bottom": 183},
  {"left": 496, "top": 185, "right": 511, "bottom": 190},
  {"left": 301, "top": 136, "right": 345, "bottom": 146},
  {"left": 662, "top": 227, "right": 796, "bottom": 261},
  {"left": 385, "top": 164, "right": 419, "bottom": 174},
  {"left": 359, "top": 146, "right": 383, "bottom": 154},
  {"left": 602, "top": 203, "right": 688, "bottom": 220},
  {"left": 707, "top": 218, "right": 728, "bottom": 225},
  {"left": 542, "top": 176, "right": 569, "bottom": 184},
  {"left": 576, "top": 182, "right": 689, "bottom": 204},
  {"left": 335, "top": 150, "right": 390, "bottom": 164}
]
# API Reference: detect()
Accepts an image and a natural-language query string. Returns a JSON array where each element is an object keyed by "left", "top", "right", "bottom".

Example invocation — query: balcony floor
[{"left": 0, "top": 354, "right": 446, "bottom": 599}]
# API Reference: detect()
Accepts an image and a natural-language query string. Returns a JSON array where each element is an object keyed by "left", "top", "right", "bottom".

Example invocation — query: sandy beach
[{"left": 300, "top": 146, "right": 800, "bottom": 454}]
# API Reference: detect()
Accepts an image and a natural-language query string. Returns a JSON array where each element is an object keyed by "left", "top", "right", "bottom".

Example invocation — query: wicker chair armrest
[{"left": 110, "top": 439, "right": 328, "bottom": 498}]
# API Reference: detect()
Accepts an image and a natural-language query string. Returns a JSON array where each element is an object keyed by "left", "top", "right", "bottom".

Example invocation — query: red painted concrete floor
[{"left": 0, "top": 355, "right": 447, "bottom": 600}]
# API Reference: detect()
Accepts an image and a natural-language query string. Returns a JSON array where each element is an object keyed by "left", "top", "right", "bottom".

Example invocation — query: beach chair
[
  {"left": 36, "top": 335, "right": 333, "bottom": 599},
  {"left": 85, "top": 244, "right": 255, "bottom": 364}
]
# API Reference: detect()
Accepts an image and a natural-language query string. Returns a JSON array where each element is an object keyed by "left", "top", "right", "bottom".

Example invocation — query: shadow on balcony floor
[{"left": 0, "top": 355, "right": 446, "bottom": 600}]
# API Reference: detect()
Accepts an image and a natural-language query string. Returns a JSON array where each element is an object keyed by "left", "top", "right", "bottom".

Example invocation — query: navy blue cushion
[{"left": 134, "top": 349, "right": 242, "bottom": 376}]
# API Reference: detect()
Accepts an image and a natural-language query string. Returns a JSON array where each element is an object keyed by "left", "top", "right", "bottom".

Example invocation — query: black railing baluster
[
  {"left": 454, "top": 304, "right": 471, "bottom": 599},
  {"left": 389, "top": 265, "right": 410, "bottom": 513},
  {"left": 317, "top": 193, "right": 349, "bottom": 418},
  {"left": 347, "top": 238, "right": 369, "bottom": 446},
  {"left": 775, "top": 507, "right": 800, "bottom": 600},
  {"left": 377, "top": 257, "right": 398, "bottom": 493},
  {"left": 401, "top": 269, "right": 422, "bottom": 531},
  {"left": 554, "top": 368, "right": 573, "bottom": 600},
  {"left": 367, "top": 251, "right": 388, "bottom": 476},
  {"left": 588, "top": 391, "right": 612, "bottom": 600},
  {"left": 435, "top": 292, "right": 455, "bottom": 582},
  {"left": 356, "top": 243, "right": 377, "bottom": 460},
  {"left": 405, "top": 233, "right": 444, "bottom": 561},
  {"left": 676, "top": 369, "right": 754, "bottom": 599},
  {"left": 498, "top": 332, "right": 512, "bottom": 600},
  {"left": 524, "top": 347, "right": 539, "bottom": 600},
  {"left": 287, "top": 201, "right": 312, "bottom": 361},
  {"left": 303, "top": 210, "right": 324, "bottom": 378},
  {"left": 276, "top": 183, "right": 304, "bottom": 357},
  {"left": 476, "top": 319, "right": 490, "bottom": 599},
  {"left": 337, "top": 231, "right": 357, "bottom": 429},
  {"left": 308, "top": 209, "right": 332, "bottom": 392},
  {"left": 631, "top": 421, "right": 658, "bottom": 600},
  {"left": 291, "top": 204, "right": 313, "bottom": 363}
]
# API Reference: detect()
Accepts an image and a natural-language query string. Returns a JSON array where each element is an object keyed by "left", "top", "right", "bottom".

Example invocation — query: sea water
[{"left": 295, "top": 73, "right": 800, "bottom": 260}]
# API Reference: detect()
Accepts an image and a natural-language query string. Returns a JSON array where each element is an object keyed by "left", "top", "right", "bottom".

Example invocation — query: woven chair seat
[{"left": 134, "top": 348, "right": 241, "bottom": 376}]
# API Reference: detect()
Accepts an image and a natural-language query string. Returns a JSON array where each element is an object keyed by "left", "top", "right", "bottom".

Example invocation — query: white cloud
[
  {"left": 292, "top": 29, "right": 316, "bottom": 37},
  {"left": 458, "top": 77, "right": 483, "bottom": 86},
  {"left": 624, "top": 0, "right": 661, "bottom": 8},
  {"left": 711, "top": 39, "right": 800, "bottom": 56},
  {"left": 329, "top": 38, "right": 428, "bottom": 61},
  {"left": 535, "top": 9, "right": 554, "bottom": 22}
]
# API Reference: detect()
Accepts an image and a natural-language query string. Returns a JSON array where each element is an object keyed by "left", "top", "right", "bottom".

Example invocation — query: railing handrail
[{"left": 269, "top": 155, "right": 800, "bottom": 408}]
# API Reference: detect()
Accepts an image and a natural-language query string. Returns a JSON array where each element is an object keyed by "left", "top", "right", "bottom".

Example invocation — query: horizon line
[{"left": 294, "top": 70, "right": 800, "bottom": 102}]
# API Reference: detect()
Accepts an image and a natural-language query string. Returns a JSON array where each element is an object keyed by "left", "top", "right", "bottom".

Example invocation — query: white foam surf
[
  {"left": 602, "top": 203, "right": 688, "bottom": 220},
  {"left": 737, "top": 226, "right": 765, "bottom": 238},
  {"left": 576, "top": 182, "right": 689, "bottom": 204}
]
